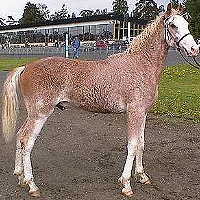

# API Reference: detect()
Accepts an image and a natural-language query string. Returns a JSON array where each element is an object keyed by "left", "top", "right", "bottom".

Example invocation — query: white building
[{"left": 0, "top": 14, "right": 148, "bottom": 47}]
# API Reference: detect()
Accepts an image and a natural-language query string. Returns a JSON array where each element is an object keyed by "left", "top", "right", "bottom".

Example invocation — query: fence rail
[{"left": 0, "top": 45, "right": 127, "bottom": 60}]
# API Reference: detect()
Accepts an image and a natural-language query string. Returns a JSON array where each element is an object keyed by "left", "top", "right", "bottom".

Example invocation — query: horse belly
[
  {"left": 64, "top": 94, "right": 127, "bottom": 114},
  {"left": 80, "top": 101, "right": 126, "bottom": 113}
]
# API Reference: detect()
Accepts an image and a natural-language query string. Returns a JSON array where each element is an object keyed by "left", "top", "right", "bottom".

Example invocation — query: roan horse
[{"left": 2, "top": 3, "right": 199, "bottom": 197}]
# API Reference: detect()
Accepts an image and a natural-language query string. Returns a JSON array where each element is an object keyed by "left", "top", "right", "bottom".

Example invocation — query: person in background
[{"left": 72, "top": 37, "right": 80, "bottom": 58}]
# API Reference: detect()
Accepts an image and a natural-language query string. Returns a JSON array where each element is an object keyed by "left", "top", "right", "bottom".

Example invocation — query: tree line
[
  {"left": 18, "top": 0, "right": 162, "bottom": 25},
  {"left": 17, "top": 3, "right": 109, "bottom": 25},
  {"left": 0, "top": 0, "right": 199, "bottom": 38}
]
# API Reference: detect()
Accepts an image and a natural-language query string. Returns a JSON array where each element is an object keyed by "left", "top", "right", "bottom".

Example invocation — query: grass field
[
  {"left": 152, "top": 65, "right": 200, "bottom": 122},
  {"left": 0, "top": 58, "right": 199, "bottom": 122},
  {"left": 0, "top": 57, "right": 39, "bottom": 71}
]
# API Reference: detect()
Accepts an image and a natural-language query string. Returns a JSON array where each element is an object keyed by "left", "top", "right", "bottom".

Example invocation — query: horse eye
[
  {"left": 183, "top": 13, "right": 191, "bottom": 22},
  {"left": 170, "top": 23, "right": 177, "bottom": 29}
]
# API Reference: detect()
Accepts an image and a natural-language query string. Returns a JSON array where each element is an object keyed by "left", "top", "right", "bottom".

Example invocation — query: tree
[
  {"left": 19, "top": 2, "right": 49, "bottom": 25},
  {"left": 101, "top": 9, "right": 108, "bottom": 15},
  {"left": 0, "top": 18, "right": 6, "bottom": 26},
  {"left": 93, "top": 9, "right": 108, "bottom": 16},
  {"left": 38, "top": 4, "right": 50, "bottom": 20},
  {"left": 6, "top": 16, "right": 18, "bottom": 25},
  {"left": 132, "top": 0, "right": 159, "bottom": 21},
  {"left": 184, "top": 0, "right": 200, "bottom": 38},
  {"left": 94, "top": 9, "right": 101, "bottom": 15},
  {"left": 112, "top": 0, "right": 128, "bottom": 16},
  {"left": 50, "top": 4, "right": 69, "bottom": 20},
  {"left": 80, "top": 10, "right": 94, "bottom": 17},
  {"left": 170, "top": 0, "right": 179, "bottom": 8},
  {"left": 71, "top": 12, "right": 76, "bottom": 18}
]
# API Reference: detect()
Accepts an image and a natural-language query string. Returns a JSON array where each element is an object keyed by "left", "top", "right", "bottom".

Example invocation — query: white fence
[{"left": 0, "top": 44, "right": 128, "bottom": 60}]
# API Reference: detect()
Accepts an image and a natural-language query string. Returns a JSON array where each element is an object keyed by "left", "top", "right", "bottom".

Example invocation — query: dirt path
[{"left": 0, "top": 71, "right": 200, "bottom": 200}]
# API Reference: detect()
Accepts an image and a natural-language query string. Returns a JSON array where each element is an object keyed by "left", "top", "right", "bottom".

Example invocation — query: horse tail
[{"left": 2, "top": 66, "right": 25, "bottom": 143}]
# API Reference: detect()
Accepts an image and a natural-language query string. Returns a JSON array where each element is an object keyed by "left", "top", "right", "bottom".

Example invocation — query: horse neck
[{"left": 127, "top": 14, "right": 168, "bottom": 79}]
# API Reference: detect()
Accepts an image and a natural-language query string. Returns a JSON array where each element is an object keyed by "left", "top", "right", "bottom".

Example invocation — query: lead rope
[
  {"left": 177, "top": 48, "right": 200, "bottom": 70},
  {"left": 193, "top": 56, "right": 200, "bottom": 69}
]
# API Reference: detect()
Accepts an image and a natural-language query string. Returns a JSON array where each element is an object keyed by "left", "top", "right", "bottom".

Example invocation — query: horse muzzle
[{"left": 189, "top": 46, "right": 199, "bottom": 57}]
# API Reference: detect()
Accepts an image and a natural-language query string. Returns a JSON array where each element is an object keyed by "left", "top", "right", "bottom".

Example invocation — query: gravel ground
[{"left": 0, "top": 66, "right": 200, "bottom": 200}]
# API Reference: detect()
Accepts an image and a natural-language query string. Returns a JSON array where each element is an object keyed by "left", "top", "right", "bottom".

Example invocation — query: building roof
[{"left": 0, "top": 14, "right": 148, "bottom": 33}]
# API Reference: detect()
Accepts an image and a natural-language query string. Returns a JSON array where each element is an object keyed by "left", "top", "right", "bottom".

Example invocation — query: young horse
[{"left": 2, "top": 3, "right": 199, "bottom": 197}]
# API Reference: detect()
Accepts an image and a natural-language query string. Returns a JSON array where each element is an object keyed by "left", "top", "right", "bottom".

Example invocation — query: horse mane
[{"left": 127, "top": 14, "right": 165, "bottom": 54}]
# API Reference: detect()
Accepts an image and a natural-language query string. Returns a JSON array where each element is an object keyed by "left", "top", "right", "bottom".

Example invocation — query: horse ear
[
  {"left": 167, "top": 3, "right": 173, "bottom": 12},
  {"left": 165, "top": 3, "right": 173, "bottom": 16},
  {"left": 177, "top": 4, "right": 184, "bottom": 13}
]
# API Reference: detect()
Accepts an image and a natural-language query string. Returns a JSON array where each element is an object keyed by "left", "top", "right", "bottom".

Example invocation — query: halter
[
  {"left": 164, "top": 15, "right": 200, "bottom": 70},
  {"left": 176, "top": 33, "right": 191, "bottom": 48},
  {"left": 164, "top": 16, "right": 191, "bottom": 49}
]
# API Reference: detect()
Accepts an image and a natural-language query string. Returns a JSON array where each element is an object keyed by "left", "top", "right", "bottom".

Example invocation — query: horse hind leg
[
  {"left": 14, "top": 113, "right": 49, "bottom": 197},
  {"left": 14, "top": 137, "right": 26, "bottom": 187},
  {"left": 14, "top": 119, "right": 31, "bottom": 187}
]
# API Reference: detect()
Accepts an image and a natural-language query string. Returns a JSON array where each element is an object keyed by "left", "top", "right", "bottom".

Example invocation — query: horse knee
[
  {"left": 127, "top": 140, "right": 137, "bottom": 156},
  {"left": 128, "top": 135, "right": 144, "bottom": 152},
  {"left": 18, "top": 135, "right": 28, "bottom": 150},
  {"left": 19, "top": 135, "right": 34, "bottom": 152},
  {"left": 137, "top": 140, "right": 144, "bottom": 152}
]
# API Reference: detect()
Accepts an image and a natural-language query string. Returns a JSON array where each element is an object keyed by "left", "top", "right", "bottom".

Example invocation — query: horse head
[{"left": 164, "top": 3, "right": 199, "bottom": 57}]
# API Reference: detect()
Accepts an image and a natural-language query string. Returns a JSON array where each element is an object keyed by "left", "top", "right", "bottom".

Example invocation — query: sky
[{"left": 1, "top": 0, "right": 172, "bottom": 21}]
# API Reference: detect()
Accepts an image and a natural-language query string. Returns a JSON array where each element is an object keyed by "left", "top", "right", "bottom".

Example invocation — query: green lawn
[
  {"left": 0, "top": 57, "right": 39, "bottom": 71},
  {"left": 0, "top": 58, "right": 199, "bottom": 122},
  {"left": 152, "top": 65, "right": 200, "bottom": 122}
]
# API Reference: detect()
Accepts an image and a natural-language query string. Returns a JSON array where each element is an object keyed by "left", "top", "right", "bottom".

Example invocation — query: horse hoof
[
  {"left": 144, "top": 179, "right": 151, "bottom": 185},
  {"left": 29, "top": 190, "right": 41, "bottom": 197},
  {"left": 118, "top": 176, "right": 130, "bottom": 185},
  {"left": 118, "top": 177, "right": 123, "bottom": 184},
  {"left": 19, "top": 182, "right": 27, "bottom": 188},
  {"left": 135, "top": 173, "right": 150, "bottom": 184},
  {"left": 122, "top": 188, "right": 134, "bottom": 197}
]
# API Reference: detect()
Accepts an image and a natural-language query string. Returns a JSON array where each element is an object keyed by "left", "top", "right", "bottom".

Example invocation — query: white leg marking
[
  {"left": 134, "top": 115, "right": 150, "bottom": 184},
  {"left": 14, "top": 139, "right": 23, "bottom": 175},
  {"left": 14, "top": 139, "right": 26, "bottom": 186},
  {"left": 119, "top": 139, "right": 137, "bottom": 197},
  {"left": 22, "top": 117, "right": 47, "bottom": 195},
  {"left": 119, "top": 108, "right": 148, "bottom": 196},
  {"left": 122, "top": 139, "right": 137, "bottom": 180}
]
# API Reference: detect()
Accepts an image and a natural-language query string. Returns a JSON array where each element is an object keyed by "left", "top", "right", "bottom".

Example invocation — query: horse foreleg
[
  {"left": 119, "top": 105, "right": 147, "bottom": 197},
  {"left": 118, "top": 139, "right": 137, "bottom": 197},
  {"left": 16, "top": 116, "right": 48, "bottom": 197},
  {"left": 134, "top": 114, "right": 150, "bottom": 184}
]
